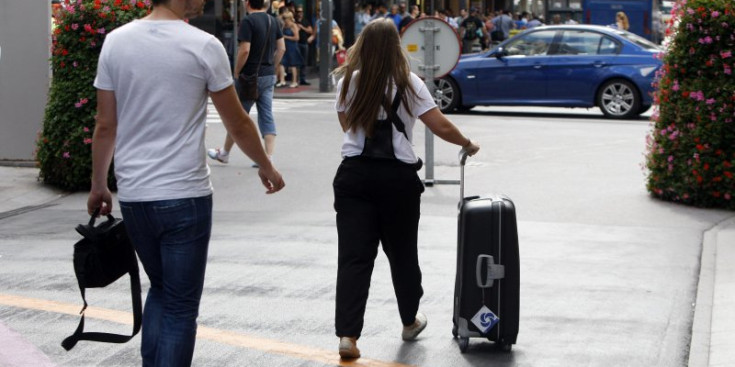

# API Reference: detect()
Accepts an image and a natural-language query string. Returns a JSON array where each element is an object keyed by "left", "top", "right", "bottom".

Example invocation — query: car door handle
[
  {"left": 533, "top": 64, "right": 544, "bottom": 69},
  {"left": 593, "top": 61, "right": 606, "bottom": 68}
]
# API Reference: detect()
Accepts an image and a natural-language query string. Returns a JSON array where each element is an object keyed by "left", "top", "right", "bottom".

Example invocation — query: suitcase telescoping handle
[{"left": 459, "top": 149, "right": 469, "bottom": 204}]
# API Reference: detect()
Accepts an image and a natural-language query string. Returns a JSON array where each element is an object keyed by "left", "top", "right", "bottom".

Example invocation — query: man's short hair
[{"left": 249, "top": 0, "right": 266, "bottom": 10}]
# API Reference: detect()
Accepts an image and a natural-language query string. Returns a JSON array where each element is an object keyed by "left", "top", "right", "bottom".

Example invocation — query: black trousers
[
  {"left": 297, "top": 43, "right": 309, "bottom": 83},
  {"left": 333, "top": 157, "right": 425, "bottom": 338}
]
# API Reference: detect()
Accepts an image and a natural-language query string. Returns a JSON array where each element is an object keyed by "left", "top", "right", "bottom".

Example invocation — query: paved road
[{"left": 1, "top": 102, "right": 732, "bottom": 366}]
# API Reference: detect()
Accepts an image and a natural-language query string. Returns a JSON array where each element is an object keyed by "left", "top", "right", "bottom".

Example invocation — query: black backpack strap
[
  {"left": 61, "top": 264, "right": 142, "bottom": 351},
  {"left": 384, "top": 89, "right": 409, "bottom": 139}
]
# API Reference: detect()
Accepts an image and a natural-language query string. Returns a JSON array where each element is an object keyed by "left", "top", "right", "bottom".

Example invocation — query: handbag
[
  {"left": 61, "top": 208, "right": 142, "bottom": 351},
  {"left": 336, "top": 49, "right": 347, "bottom": 66},
  {"left": 238, "top": 14, "right": 272, "bottom": 101},
  {"left": 491, "top": 29, "right": 505, "bottom": 42}
]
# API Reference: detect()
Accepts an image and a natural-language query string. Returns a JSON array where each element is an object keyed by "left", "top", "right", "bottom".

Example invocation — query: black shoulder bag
[{"left": 61, "top": 208, "right": 142, "bottom": 351}]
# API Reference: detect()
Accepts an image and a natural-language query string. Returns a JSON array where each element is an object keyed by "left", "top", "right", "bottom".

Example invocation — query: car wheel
[
  {"left": 597, "top": 79, "right": 641, "bottom": 119},
  {"left": 458, "top": 105, "right": 475, "bottom": 113},
  {"left": 638, "top": 104, "right": 652, "bottom": 114},
  {"left": 434, "top": 78, "right": 460, "bottom": 113}
]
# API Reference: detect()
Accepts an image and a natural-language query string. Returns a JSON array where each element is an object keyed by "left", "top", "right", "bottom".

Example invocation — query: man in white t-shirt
[{"left": 87, "top": 0, "right": 284, "bottom": 365}]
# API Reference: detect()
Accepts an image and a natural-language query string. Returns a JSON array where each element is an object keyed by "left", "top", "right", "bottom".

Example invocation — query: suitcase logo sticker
[{"left": 471, "top": 305, "right": 499, "bottom": 334}]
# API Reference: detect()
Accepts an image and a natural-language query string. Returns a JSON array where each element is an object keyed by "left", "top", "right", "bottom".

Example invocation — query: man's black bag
[{"left": 61, "top": 209, "right": 142, "bottom": 351}]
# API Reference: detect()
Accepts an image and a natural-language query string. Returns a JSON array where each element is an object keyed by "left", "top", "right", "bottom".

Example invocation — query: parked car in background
[{"left": 435, "top": 25, "right": 662, "bottom": 119}]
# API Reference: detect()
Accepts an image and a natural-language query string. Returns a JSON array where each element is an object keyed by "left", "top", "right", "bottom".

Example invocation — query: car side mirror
[{"left": 494, "top": 47, "right": 507, "bottom": 59}]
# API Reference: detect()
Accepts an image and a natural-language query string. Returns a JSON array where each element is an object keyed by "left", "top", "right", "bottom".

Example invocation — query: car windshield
[{"left": 613, "top": 30, "right": 661, "bottom": 51}]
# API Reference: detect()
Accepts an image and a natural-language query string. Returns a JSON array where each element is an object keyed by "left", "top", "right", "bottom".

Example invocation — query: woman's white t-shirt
[{"left": 335, "top": 72, "right": 437, "bottom": 164}]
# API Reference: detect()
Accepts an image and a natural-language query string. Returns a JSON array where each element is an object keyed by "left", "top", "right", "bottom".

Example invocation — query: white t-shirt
[
  {"left": 94, "top": 19, "right": 233, "bottom": 202},
  {"left": 335, "top": 72, "right": 437, "bottom": 164}
]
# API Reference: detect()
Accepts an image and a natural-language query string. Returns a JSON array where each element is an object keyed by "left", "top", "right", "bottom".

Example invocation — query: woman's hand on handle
[{"left": 463, "top": 139, "right": 480, "bottom": 156}]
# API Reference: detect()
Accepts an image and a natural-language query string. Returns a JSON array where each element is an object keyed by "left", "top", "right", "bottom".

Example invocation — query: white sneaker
[
  {"left": 338, "top": 337, "right": 360, "bottom": 359},
  {"left": 402, "top": 312, "right": 427, "bottom": 341},
  {"left": 207, "top": 148, "right": 229, "bottom": 164}
]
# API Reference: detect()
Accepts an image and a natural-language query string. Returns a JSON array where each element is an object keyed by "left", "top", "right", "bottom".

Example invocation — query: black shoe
[{"left": 299, "top": 81, "right": 311, "bottom": 86}]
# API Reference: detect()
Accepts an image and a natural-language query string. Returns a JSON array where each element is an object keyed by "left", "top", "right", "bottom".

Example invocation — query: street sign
[
  {"left": 400, "top": 17, "right": 461, "bottom": 79},
  {"left": 400, "top": 17, "right": 461, "bottom": 186}
]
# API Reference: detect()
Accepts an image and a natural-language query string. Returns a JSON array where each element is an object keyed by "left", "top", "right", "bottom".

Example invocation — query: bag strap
[
  {"left": 61, "top": 211, "right": 142, "bottom": 351},
  {"left": 61, "top": 264, "right": 141, "bottom": 350},
  {"left": 383, "top": 89, "right": 409, "bottom": 140},
  {"left": 61, "top": 267, "right": 141, "bottom": 350},
  {"left": 251, "top": 13, "right": 272, "bottom": 77}
]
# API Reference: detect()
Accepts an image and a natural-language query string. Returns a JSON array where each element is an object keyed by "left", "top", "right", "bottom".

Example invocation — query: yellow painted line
[{"left": 0, "top": 293, "right": 416, "bottom": 367}]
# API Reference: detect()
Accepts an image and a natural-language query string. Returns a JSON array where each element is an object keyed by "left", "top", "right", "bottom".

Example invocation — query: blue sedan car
[{"left": 436, "top": 25, "right": 662, "bottom": 119}]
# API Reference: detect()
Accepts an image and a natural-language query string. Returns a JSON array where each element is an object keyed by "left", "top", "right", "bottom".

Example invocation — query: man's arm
[
  {"left": 87, "top": 89, "right": 117, "bottom": 215},
  {"left": 274, "top": 37, "right": 285, "bottom": 68},
  {"left": 210, "top": 85, "right": 285, "bottom": 193},
  {"left": 235, "top": 41, "right": 251, "bottom": 76}
]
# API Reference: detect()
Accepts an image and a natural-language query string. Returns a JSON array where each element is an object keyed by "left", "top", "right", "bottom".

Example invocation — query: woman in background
[
  {"left": 612, "top": 11, "right": 629, "bottom": 31},
  {"left": 280, "top": 11, "right": 302, "bottom": 87}
]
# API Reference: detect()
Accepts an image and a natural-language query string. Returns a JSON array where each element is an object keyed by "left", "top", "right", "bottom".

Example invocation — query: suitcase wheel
[
  {"left": 495, "top": 340, "right": 512, "bottom": 352},
  {"left": 458, "top": 337, "right": 469, "bottom": 353}
]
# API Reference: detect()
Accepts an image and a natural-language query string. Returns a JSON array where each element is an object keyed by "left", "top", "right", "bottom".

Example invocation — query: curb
[{"left": 689, "top": 215, "right": 735, "bottom": 367}]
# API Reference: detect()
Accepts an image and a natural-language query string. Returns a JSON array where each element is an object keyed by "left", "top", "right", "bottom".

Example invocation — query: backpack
[{"left": 464, "top": 20, "right": 478, "bottom": 40}]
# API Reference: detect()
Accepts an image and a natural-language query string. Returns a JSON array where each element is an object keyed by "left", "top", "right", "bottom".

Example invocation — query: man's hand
[
  {"left": 257, "top": 165, "right": 285, "bottom": 194},
  {"left": 87, "top": 186, "right": 113, "bottom": 216}
]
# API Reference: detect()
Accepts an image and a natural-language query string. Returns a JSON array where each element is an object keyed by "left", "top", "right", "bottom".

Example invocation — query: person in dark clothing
[
  {"left": 459, "top": 7, "right": 485, "bottom": 54},
  {"left": 207, "top": 0, "right": 285, "bottom": 165},
  {"left": 398, "top": 5, "right": 419, "bottom": 33},
  {"left": 295, "top": 5, "right": 313, "bottom": 85}
]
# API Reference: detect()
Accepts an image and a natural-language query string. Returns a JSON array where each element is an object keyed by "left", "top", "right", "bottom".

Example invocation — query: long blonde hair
[
  {"left": 333, "top": 18, "right": 417, "bottom": 137},
  {"left": 616, "top": 12, "right": 629, "bottom": 31}
]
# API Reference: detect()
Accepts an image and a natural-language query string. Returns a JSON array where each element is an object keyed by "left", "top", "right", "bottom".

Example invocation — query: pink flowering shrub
[
  {"left": 646, "top": 0, "right": 735, "bottom": 209},
  {"left": 37, "top": 0, "right": 149, "bottom": 190}
]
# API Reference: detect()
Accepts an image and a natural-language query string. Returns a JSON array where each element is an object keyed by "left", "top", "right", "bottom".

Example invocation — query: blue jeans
[
  {"left": 237, "top": 74, "right": 277, "bottom": 137},
  {"left": 119, "top": 195, "right": 213, "bottom": 367}
]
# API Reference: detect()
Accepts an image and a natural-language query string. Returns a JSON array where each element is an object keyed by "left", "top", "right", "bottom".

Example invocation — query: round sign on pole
[{"left": 400, "top": 17, "right": 461, "bottom": 79}]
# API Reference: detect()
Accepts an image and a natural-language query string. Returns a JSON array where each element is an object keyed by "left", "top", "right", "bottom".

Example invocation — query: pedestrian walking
[
  {"left": 87, "top": 0, "right": 285, "bottom": 365},
  {"left": 208, "top": 0, "right": 286, "bottom": 167},
  {"left": 460, "top": 7, "right": 484, "bottom": 53},
  {"left": 295, "top": 5, "right": 313, "bottom": 85},
  {"left": 331, "top": 18, "right": 480, "bottom": 360}
]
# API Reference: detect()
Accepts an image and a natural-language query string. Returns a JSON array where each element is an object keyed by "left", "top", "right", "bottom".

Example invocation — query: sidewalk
[{"left": 272, "top": 73, "right": 336, "bottom": 100}]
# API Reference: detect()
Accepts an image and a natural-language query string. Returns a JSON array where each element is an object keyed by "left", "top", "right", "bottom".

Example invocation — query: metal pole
[
  {"left": 421, "top": 20, "right": 438, "bottom": 186},
  {"left": 232, "top": 0, "right": 238, "bottom": 76},
  {"left": 319, "top": 0, "right": 333, "bottom": 92}
]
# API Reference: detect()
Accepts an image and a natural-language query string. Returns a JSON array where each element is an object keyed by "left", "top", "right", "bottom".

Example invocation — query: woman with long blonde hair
[
  {"left": 331, "top": 19, "right": 479, "bottom": 359},
  {"left": 615, "top": 11, "right": 629, "bottom": 31}
]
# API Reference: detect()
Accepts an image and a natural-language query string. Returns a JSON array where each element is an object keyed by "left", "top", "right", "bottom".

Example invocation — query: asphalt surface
[{"left": 1, "top": 100, "right": 734, "bottom": 367}]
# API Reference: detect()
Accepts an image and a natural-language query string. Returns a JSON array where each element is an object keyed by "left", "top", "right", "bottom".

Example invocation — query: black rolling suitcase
[{"left": 452, "top": 150, "right": 520, "bottom": 353}]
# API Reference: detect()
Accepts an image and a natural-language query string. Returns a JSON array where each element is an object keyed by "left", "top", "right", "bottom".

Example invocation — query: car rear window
[
  {"left": 556, "top": 30, "right": 620, "bottom": 55},
  {"left": 614, "top": 30, "right": 661, "bottom": 51}
]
